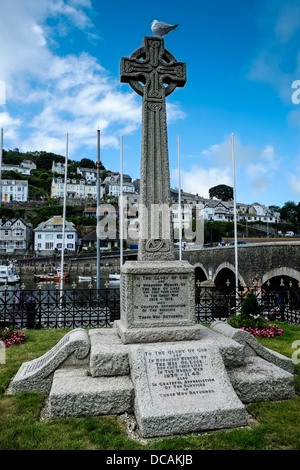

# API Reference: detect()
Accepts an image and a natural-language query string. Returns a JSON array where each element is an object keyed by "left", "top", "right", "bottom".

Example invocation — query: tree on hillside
[{"left": 209, "top": 184, "right": 233, "bottom": 201}]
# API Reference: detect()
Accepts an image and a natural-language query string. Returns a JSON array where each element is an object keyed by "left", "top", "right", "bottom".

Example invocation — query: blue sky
[{"left": 1, "top": 0, "right": 300, "bottom": 207}]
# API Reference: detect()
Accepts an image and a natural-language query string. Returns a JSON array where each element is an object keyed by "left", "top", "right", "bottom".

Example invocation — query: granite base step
[
  {"left": 48, "top": 368, "right": 134, "bottom": 418},
  {"left": 227, "top": 356, "right": 295, "bottom": 403}
]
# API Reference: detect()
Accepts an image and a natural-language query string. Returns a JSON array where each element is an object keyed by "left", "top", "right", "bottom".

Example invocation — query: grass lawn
[{"left": 0, "top": 323, "right": 299, "bottom": 451}]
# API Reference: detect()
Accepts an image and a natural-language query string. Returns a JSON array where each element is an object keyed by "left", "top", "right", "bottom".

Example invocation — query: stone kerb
[
  {"left": 8, "top": 328, "right": 90, "bottom": 394},
  {"left": 210, "top": 321, "right": 294, "bottom": 373}
]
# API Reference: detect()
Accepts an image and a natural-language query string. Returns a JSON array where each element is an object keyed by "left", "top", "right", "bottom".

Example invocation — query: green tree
[
  {"left": 209, "top": 184, "right": 233, "bottom": 201},
  {"left": 79, "top": 158, "right": 96, "bottom": 169}
]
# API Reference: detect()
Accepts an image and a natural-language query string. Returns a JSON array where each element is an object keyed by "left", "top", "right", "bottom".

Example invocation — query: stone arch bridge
[{"left": 181, "top": 242, "right": 300, "bottom": 288}]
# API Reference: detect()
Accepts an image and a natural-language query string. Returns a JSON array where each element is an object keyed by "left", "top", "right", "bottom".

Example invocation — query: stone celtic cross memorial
[
  {"left": 8, "top": 33, "right": 295, "bottom": 441},
  {"left": 116, "top": 36, "right": 199, "bottom": 344},
  {"left": 121, "top": 36, "right": 186, "bottom": 261}
]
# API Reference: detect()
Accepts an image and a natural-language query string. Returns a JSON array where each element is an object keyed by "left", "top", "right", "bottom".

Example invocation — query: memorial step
[
  {"left": 48, "top": 368, "right": 134, "bottom": 418},
  {"left": 227, "top": 356, "right": 295, "bottom": 403}
]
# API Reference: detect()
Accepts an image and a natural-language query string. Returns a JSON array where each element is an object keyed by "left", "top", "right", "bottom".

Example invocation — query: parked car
[
  {"left": 285, "top": 231, "right": 294, "bottom": 237},
  {"left": 228, "top": 240, "right": 247, "bottom": 245}
]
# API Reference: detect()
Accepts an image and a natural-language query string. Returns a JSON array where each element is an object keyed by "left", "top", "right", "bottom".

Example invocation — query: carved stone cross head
[{"left": 121, "top": 36, "right": 186, "bottom": 101}]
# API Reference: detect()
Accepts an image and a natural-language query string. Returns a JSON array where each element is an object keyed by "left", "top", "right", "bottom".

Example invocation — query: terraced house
[
  {"left": 0, "top": 218, "right": 32, "bottom": 254},
  {"left": 34, "top": 216, "right": 78, "bottom": 255}
]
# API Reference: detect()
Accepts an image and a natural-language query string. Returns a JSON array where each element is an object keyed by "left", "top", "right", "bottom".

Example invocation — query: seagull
[{"left": 151, "top": 20, "right": 179, "bottom": 37}]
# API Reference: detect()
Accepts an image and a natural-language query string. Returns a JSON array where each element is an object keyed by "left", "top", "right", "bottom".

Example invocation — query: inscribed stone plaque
[
  {"left": 120, "top": 261, "right": 195, "bottom": 329},
  {"left": 129, "top": 340, "right": 248, "bottom": 438}
]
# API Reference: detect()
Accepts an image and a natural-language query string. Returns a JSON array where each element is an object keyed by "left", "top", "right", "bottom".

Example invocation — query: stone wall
[{"left": 183, "top": 242, "right": 300, "bottom": 286}]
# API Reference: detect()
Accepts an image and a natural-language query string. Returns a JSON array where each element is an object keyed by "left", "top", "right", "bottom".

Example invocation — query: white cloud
[
  {"left": 171, "top": 135, "right": 283, "bottom": 200},
  {"left": 0, "top": 0, "right": 145, "bottom": 157},
  {"left": 0, "top": 112, "right": 21, "bottom": 140},
  {"left": 0, "top": 0, "right": 185, "bottom": 158},
  {"left": 289, "top": 173, "right": 300, "bottom": 195},
  {"left": 247, "top": 0, "right": 300, "bottom": 103},
  {"left": 171, "top": 166, "right": 232, "bottom": 199}
]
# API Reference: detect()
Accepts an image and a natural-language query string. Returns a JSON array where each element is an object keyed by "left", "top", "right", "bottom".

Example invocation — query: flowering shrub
[
  {"left": 0, "top": 328, "right": 27, "bottom": 348},
  {"left": 241, "top": 323, "right": 284, "bottom": 338},
  {"left": 227, "top": 292, "right": 285, "bottom": 337}
]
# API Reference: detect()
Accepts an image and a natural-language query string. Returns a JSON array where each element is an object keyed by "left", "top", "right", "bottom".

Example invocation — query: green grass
[{"left": 0, "top": 323, "right": 299, "bottom": 450}]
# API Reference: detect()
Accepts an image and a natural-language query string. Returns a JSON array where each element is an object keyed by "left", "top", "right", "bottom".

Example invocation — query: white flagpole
[
  {"left": 60, "top": 133, "right": 68, "bottom": 293},
  {"left": 231, "top": 133, "right": 238, "bottom": 294},
  {"left": 96, "top": 129, "right": 101, "bottom": 290},
  {"left": 178, "top": 136, "right": 182, "bottom": 261},
  {"left": 0, "top": 128, "right": 3, "bottom": 209},
  {"left": 120, "top": 136, "right": 124, "bottom": 267}
]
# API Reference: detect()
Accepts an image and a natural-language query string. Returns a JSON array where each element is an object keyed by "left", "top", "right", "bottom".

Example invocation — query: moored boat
[
  {"left": 0, "top": 262, "right": 20, "bottom": 284},
  {"left": 34, "top": 272, "right": 55, "bottom": 282}
]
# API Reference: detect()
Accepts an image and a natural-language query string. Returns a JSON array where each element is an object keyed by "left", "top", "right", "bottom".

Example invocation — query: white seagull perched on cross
[{"left": 151, "top": 20, "right": 179, "bottom": 37}]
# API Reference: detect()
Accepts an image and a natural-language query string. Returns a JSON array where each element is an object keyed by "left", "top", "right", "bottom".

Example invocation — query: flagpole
[
  {"left": 96, "top": 129, "right": 101, "bottom": 290},
  {"left": 60, "top": 133, "right": 68, "bottom": 293},
  {"left": 231, "top": 133, "right": 238, "bottom": 294},
  {"left": 0, "top": 128, "right": 3, "bottom": 212},
  {"left": 178, "top": 136, "right": 182, "bottom": 261},
  {"left": 120, "top": 136, "right": 124, "bottom": 267}
]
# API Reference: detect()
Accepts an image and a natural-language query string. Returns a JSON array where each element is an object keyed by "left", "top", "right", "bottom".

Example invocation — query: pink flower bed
[
  {"left": 1, "top": 330, "right": 27, "bottom": 348},
  {"left": 241, "top": 323, "right": 284, "bottom": 338}
]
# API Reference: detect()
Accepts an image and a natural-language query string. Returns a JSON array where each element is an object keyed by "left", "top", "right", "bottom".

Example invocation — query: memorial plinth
[{"left": 114, "top": 261, "right": 200, "bottom": 344}]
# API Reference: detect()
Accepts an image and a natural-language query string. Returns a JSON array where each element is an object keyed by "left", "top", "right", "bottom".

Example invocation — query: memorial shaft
[{"left": 121, "top": 37, "right": 186, "bottom": 260}]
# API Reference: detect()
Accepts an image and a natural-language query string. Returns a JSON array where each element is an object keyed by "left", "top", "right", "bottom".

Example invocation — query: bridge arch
[
  {"left": 194, "top": 263, "right": 209, "bottom": 283},
  {"left": 262, "top": 267, "right": 300, "bottom": 286},
  {"left": 213, "top": 262, "right": 246, "bottom": 287}
]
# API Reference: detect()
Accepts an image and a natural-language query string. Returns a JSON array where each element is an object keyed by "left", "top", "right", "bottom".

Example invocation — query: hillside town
[{"left": 0, "top": 152, "right": 296, "bottom": 256}]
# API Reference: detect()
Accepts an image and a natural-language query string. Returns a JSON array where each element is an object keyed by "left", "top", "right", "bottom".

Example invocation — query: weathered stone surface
[
  {"left": 7, "top": 328, "right": 90, "bottom": 394},
  {"left": 227, "top": 357, "right": 295, "bottom": 403},
  {"left": 48, "top": 368, "right": 133, "bottom": 417},
  {"left": 89, "top": 328, "right": 130, "bottom": 377},
  {"left": 120, "top": 261, "right": 195, "bottom": 328},
  {"left": 116, "top": 260, "right": 199, "bottom": 344},
  {"left": 121, "top": 36, "right": 186, "bottom": 261},
  {"left": 210, "top": 321, "right": 294, "bottom": 373},
  {"left": 198, "top": 325, "right": 245, "bottom": 367},
  {"left": 129, "top": 340, "right": 249, "bottom": 438},
  {"left": 115, "top": 321, "right": 200, "bottom": 345}
]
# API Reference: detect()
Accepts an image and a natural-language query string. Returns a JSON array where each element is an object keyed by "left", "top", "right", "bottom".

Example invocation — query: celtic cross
[{"left": 121, "top": 36, "right": 186, "bottom": 261}]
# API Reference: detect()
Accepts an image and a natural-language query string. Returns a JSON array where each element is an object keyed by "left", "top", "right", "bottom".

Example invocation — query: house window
[
  {"left": 57, "top": 234, "right": 62, "bottom": 239},
  {"left": 57, "top": 243, "right": 62, "bottom": 249},
  {"left": 67, "top": 234, "right": 74, "bottom": 239},
  {"left": 45, "top": 234, "right": 53, "bottom": 240},
  {"left": 67, "top": 243, "right": 74, "bottom": 249},
  {"left": 45, "top": 242, "right": 54, "bottom": 250}
]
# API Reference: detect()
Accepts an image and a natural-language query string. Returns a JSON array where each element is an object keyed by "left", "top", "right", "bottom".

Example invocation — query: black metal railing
[
  {"left": 195, "top": 285, "right": 300, "bottom": 325},
  {"left": 0, "top": 287, "right": 120, "bottom": 329},
  {"left": 0, "top": 285, "right": 299, "bottom": 329}
]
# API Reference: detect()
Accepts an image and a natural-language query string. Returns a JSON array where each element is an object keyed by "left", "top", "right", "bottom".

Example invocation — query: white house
[
  {"left": 1, "top": 164, "right": 31, "bottom": 176},
  {"left": 51, "top": 161, "right": 65, "bottom": 175},
  {"left": 51, "top": 177, "right": 104, "bottom": 200},
  {"left": 34, "top": 216, "right": 78, "bottom": 254},
  {"left": 103, "top": 174, "right": 135, "bottom": 197},
  {"left": 0, "top": 218, "right": 32, "bottom": 254},
  {"left": 20, "top": 159, "right": 36, "bottom": 171},
  {"left": 0, "top": 180, "right": 28, "bottom": 202},
  {"left": 77, "top": 167, "right": 97, "bottom": 182}
]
